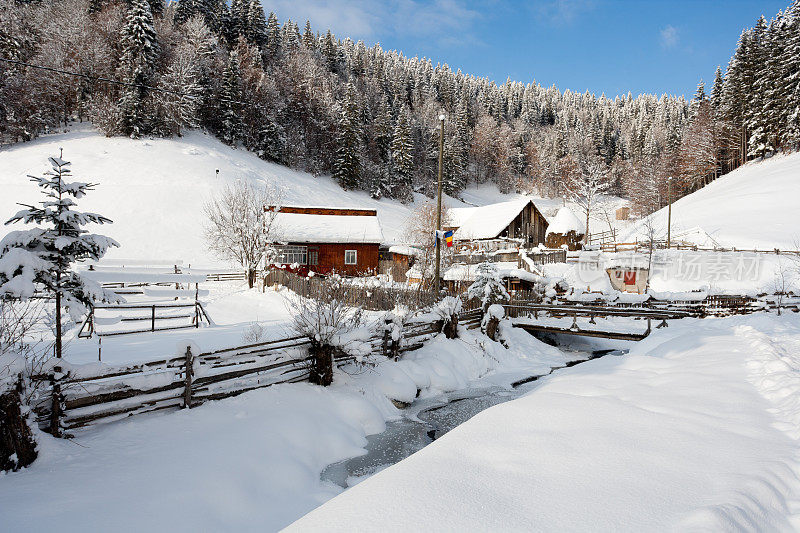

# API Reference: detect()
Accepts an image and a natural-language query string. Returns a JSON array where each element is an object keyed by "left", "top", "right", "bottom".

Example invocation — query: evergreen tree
[
  {"left": 390, "top": 106, "right": 414, "bottom": 199},
  {"left": 264, "top": 11, "right": 280, "bottom": 60},
  {"left": 467, "top": 261, "right": 510, "bottom": 312},
  {"left": 118, "top": 0, "right": 159, "bottom": 138},
  {"left": 333, "top": 84, "right": 361, "bottom": 189},
  {"left": 0, "top": 153, "right": 120, "bottom": 360},
  {"left": 245, "top": 0, "right": 267, "bottom": 49},
  {"left": 257, "top": 119, "right": 285, "bottom": 164},
  {"left": 219, "top": 50, "right": 243, "bottom": 145}
]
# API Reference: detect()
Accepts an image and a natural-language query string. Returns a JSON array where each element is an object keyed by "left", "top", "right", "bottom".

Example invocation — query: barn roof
[
  {"left": 272, "top": 207, "right": 384, "bottom": 244},
  {"left": 449, "top": 198, "right": 542, "bottom": 240}
]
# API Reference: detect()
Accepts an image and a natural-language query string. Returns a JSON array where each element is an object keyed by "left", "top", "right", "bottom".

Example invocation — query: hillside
[
  {"left": 0, "top": 126, "right": 521, "bottom": 268},
  {"left": 620, "top": 152, "right": 800, "bottom": 250}
]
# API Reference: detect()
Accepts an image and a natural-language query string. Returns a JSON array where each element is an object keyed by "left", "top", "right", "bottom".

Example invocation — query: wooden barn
[
  {"left": 446, "top": 198, "right": 548, "bottom": 249},
  {"left": 269, "top": 206, "right": 384, "bottom": 276},
  {"left": 379, "top": 245, "right": 420, "bottom": 282}
]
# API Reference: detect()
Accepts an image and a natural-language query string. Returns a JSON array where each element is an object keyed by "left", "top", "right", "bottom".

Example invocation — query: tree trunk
[
  {"left": 309, "top": 343, "right": 334, "bottom": 386},
  {"left": 247, "top": 268, "right": 256, "bottom": 289},
  {"left": 0, "top": 381, "right": 38, "bottom": 472},
  {"left": 55, "top": 285, "right": 62, "bottom": 359}
]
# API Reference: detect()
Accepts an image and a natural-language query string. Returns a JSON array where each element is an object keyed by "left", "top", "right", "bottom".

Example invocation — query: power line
[{"left": 0, "top": 57, "right": 256, "bottom": 108}]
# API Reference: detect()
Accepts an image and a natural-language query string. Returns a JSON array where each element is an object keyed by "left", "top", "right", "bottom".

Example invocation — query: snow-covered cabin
[
  {"left": 544, "top": 207, "right": 585, "bottom": 250},
  {"left": 446, "top": 198, "right": 548, "bottom": 249},
  {"left": 269, "top": 207, "right": 384, "bottom": 276}
]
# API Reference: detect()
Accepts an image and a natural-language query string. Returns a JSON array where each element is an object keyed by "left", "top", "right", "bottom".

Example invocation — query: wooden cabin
[
  {"left": 446, "top": 198, "right": 548, "bottom": 249},
  {"left": 379, "top": 245, "right": 420, "bottom": 282},
  {"left": 269, "top": 206, "right": 383, "bottom": 276}
]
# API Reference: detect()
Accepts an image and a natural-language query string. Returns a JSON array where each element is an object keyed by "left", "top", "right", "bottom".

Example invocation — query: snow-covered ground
[
  {"left": 620, "top": 152, "right": 800, "bottom": 250},
  {"left": 0, "top": 322, "right": 568, "bottom": 532},
  {"left": 0, "top": 125, "right": 533, "bottom": 268},
  {"left": 290, "top": 312, "right": 800, "bottom": 531},
  {"left": 544, "top": 248, "right": 800, "bottom": 296}
]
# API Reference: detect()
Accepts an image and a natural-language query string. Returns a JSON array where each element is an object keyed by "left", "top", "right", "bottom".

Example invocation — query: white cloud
[
  {"left": 534, "top": 0, "right": 595, "bottom": 26},
  {"left": 264, "top": 0, "right": 480, "bottom": 47},
  {"left": 660, "top": 25, "right": 679, "bottom": 48}
]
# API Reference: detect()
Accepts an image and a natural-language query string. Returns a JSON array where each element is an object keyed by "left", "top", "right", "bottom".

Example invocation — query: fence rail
[
  {"left": 34, "top": 306, "right": 481, "bottom": 433},
  {"left": 77, "top": 301, "right": 211, "bottom": 338}
]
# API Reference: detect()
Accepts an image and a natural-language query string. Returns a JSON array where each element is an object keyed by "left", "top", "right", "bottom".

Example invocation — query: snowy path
[{"left": 289, "top": 314, "right": 800, "bottom": 531}]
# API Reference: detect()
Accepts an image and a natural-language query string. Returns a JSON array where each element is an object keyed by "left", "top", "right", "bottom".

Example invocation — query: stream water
[{"left": 321, "top": 347, "right": 626, "bottom": 489}]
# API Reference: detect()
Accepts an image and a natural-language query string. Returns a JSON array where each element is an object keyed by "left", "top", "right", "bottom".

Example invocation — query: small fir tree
[
  {"left": 467, "top": 262, "right": 510, "bottom": 312},
  {"left": 0, "top": 153, "right": 121, "bottom": 359}
]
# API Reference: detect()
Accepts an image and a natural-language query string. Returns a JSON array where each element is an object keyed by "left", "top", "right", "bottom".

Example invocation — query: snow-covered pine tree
[
  {"left": 332, "top": 84, "right": 361, "bottom": 190},
  {"left": 467, "top": 261, "right": 510, "bottom": 312},
  {"left": 390, "top": 106, "right": 413, "bottom": 200},
  {"left": 219, "top": 50, "right": 243, "bottom": 145},
  {"left": 256, "top": 119, "right": 285, "bottom": 163},
  {"left": 0, "top": 153, "right": 120, "bottom": 359},
  {"left": 245, "top": 0, "right": 267, "bottom": 49},
  {"left": 264, "top": 11, "right": 280, "bottom": 61},
  {"left": 118, "top": 0, "right": 159, "bottom": 138}
]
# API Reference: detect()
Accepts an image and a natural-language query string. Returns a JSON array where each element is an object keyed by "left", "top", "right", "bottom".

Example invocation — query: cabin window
[
  {"left": 624, "top": 271, "right": 637, "bottom": 285},
  {"left": 344, "top": 249, "right": 357, "bottom": 265},
  {"left": 275, "top": 245, "right": 307, "bottom": 265},
  {"left": 308, "top": 250, "right": 318, "bottom": 266}
]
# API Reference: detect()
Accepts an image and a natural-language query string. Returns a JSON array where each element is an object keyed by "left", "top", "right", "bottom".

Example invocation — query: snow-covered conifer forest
[{"left": 2, "top": 0, "right": 799, "bottom": 215}]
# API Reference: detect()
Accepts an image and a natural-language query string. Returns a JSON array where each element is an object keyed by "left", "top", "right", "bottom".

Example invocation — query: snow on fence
[
  {"left": 32, "top": 308, "right": 483, "bottom": 433},
  {"left": 76, "top": 302, "right": 212, "bottom": 338}
]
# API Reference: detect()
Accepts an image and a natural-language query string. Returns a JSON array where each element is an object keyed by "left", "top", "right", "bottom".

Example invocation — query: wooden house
[
  {"left": 446, "top": 198, "right": 548, "bottom": 249},
  {"left": 379, "top": 245, "right": 420, "bottom": 282},
  {"left": 269, "top": 206, "right": 383, "bottom": 276},
  {"left": 606, "top": 266, "right": 649, "bottom": 294}
]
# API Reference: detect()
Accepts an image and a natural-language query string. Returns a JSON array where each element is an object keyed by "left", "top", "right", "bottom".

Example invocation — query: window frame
[
  {"left": 344, "top": 249, "right": 357, "bottom": 265},
  {"left": 274, "top": 245, "right": 308, "bottom": 265}
]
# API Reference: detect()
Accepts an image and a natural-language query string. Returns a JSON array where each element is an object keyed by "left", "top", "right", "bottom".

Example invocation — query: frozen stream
[{"left": 321, "top": 348, "right": 626, "bottom": 489}]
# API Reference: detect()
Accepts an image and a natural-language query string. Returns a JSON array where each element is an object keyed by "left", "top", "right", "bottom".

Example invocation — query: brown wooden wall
[
  {"left": 501, "top": 202, "right": 549, "bottom": 245},
  {"left": 290, "top": 242, "right": 379, "bottom": 276}
]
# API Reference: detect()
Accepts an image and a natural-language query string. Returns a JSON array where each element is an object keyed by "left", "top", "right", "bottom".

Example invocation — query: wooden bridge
[{"left": 504, "top": 303, "right": 694, "bottom": 342}]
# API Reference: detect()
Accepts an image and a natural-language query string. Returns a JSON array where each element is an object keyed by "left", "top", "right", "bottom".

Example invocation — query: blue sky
[{"left": 264, "top": 0, "right": 788, "bottom": 98}]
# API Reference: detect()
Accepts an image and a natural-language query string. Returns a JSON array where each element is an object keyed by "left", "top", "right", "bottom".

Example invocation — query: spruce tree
[
  {"left": 0, "top": 153, "right": 120, "bottom": 360},
  {"left": 219, "top": 50, "right": 243, "bottom": 145},
  {"left": 118, "top": 0, "right": 159, "bottom": 138},
  {"left": 333, "top": 84, "right": 361, "bottom": 190},
  {"left": 265, "top": 12, "right": 280, "bottom": 60},
  {"left": 390, "top": 107, "right": 414, "bottom": 198},
  {"left": 245, "top": 0, "right": 267, "bottom": 49}
]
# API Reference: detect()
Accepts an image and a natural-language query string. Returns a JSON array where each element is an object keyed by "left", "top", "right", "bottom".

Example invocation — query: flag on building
[{"left": 434, "top": 230, "right": 454, "bottom": 247}]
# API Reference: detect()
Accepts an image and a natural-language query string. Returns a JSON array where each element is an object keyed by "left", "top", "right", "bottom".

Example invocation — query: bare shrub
[{"left": 204, "top": 181, "right": 283, "bottom": 288}]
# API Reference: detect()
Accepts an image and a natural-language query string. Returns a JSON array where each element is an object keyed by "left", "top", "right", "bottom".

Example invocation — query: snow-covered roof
[
  {"left": 545, "top": 207, "right": 585, "bottom": 236},
  {"left": 272, "top": 209, "right": 384, "bottom": 244},
  {"left": 449, "top": 198, "right": 539, "bottom": 240},
  {"left": 388, "top": 245, "right": 422, "bottom": 257}
]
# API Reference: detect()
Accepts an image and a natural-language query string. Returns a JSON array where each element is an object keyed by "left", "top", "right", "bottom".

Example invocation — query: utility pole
[
  {"left": 434, "top": 113, "right": 445, "bottom": 293},
  {"left": 666, "top": 176, "right": 673, "bottom": 249}
]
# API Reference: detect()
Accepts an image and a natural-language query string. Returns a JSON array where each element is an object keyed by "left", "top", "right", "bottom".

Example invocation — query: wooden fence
[
  {"left": 77, "top": 302, "right": 212, "bottom": 338},
  {"left": 33, "top": 307, "right": 482, "bottom": 434},
  {"left": 262, "top": 268, "right": 457, "bottom": 312}
]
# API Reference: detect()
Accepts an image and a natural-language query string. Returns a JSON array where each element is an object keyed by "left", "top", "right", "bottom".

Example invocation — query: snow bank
[
  {"left": 289, "top": 313, "right": 800, "bottom": 531},
  {"left": 620, "top": 151, "right": 800, "bottom": 250}
]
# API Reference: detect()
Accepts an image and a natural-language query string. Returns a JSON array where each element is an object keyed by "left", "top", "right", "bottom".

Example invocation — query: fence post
[
  {"left": 183, "top": 345, "right": 194, "bottom": 409},
  {"left": 382, "top": 319, "right": 390, "bottom": 358},
  {"left": 151, "top": 305, "right": 156, "bottom": 332},
  {"left": 49, "top": 366, "right": 63, "bottom": 437}
]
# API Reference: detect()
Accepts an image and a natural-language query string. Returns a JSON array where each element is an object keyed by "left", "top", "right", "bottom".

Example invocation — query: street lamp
[
  {"left": 434, "top": 113, "right": 445, "bottom": 293},
  {"left": 666, "top": 176, "right": 673, "bottom": 249}
]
